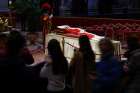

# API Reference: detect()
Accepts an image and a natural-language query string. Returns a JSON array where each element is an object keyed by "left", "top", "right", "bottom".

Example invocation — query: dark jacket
[
  {"left": 96, "top": 53, "right": 122, "bottom": 87},
  {"left": 20, "top": 48, "right": 34, "bottom": 65},
  {"left": 125, "top": 49, "right": 140, "bottom": 93},
  {"left": 0, "top": 56, "right": 35, "bottom": 92}
]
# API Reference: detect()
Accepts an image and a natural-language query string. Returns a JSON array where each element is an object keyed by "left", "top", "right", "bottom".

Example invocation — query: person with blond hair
[{"left": 94, "top": 38, "right": 122, "bottom": 93}]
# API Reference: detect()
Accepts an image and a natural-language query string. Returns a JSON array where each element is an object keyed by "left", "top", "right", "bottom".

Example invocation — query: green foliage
[
  {"left": 9, "top": 0, "right": 52, "bottom": 31},
  {"left": 11, "top": 0, "right": 41, "bottom": 15},
  {"left": 10, "top": 0, "right": 46, "bottom": 31}
]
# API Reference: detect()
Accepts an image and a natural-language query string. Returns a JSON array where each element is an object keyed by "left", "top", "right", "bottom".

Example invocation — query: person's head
[
  {"left": 99, "top": 38, "right": 114, "bottom": 55},
  {"left": 127, "top": 35, "right": 140, "bottom": 51},
  {"left": 0, "top": 33, "right": 8, "bottom": 57},
  {"left": 79, "top": 35, "right": 92, "bottom": 52},
  {"left": 79, "top": 35, "right": 95, "bottom": 64},
  {"left": 48, "top": 39, "right": 68, "bottom": 75},
  {"left": 7, "top": 31, "right": 26, "bottom": 56}
]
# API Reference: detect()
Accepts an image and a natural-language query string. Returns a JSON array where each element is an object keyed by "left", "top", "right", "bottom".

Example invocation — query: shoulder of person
[
  {"left": 45, "top": 55, "right": 52, "bottom": 64},
  {"left": 42, "top": 61, "right": 52, "bottom": 71},
  {"left": 130, "top": 51, "right": 140, "bottom": 62},
  {"left": 130, "top": 49, "right": 140, "bottom": 56}
]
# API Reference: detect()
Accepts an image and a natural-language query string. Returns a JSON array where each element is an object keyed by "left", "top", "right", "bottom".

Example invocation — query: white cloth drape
[{"left": 45, "top": 33, "right": 121, "bottom": 62}]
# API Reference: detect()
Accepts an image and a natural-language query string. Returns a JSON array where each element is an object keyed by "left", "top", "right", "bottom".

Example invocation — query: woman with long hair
[
  {"left": 40, "top": 39, "right": 68, "bottom": 93},
  {"left": 70, "top": 35, "right": 96, "bottom": 93}
]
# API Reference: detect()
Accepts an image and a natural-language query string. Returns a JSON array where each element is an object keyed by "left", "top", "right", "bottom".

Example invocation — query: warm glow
[
  {"left": 43, "top": 16, "right": 49, "bottom": 21},
  {"left": 9, "top": 0, "right": 12, "bottom": 5}
]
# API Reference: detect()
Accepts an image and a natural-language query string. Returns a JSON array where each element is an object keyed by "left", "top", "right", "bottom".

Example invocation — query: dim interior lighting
[{"left": 9, "top": 0, "right": 12, "bottom": 5}]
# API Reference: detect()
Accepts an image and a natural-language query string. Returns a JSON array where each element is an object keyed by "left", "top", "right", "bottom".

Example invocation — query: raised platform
[
  {"left": 45, "top": 33, "right": 122, "bottom": 62},
  {"left": 52, "top": 17, "right": 140, "bottom": 41}
]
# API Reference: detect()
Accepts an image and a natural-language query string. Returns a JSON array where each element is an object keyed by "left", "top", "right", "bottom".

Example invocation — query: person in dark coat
[
  {"left": 0, "top": 31, "right": 36, "bottom": 92},
  {"left": 124, "top": 35, "right": 140, "bottom": 60},
  {"left": 8, "top": 31, "right": 34, "bottom": 65},
  {"left": 124, "top": 48, "right": 140, "bottom": 93},
  {"left": 93, "top": 38, "right": 122, "bottom": 93}
]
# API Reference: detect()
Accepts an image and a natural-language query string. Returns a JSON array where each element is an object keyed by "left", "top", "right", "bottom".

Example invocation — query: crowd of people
[{"left": 0, "top": 31, "right": 140, "bottom": 93}]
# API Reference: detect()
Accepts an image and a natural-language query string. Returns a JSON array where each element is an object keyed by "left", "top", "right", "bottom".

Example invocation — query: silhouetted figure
[
  {"left": 124, "top": 36, "right": 140, "bottom": 60},
  {"left": 125, "top": 48, "right": 140, "bottom": 93},
  {"left": 7, "top": 31, "right": 34, "bottom": 65},
  {"left": 123, "top": 36, "right": 140, "bottom": 93},
  {"left": 40, "top": 39, "right": 68, "bottom": 93},
  {"left": 0, "top": 31, "right": 33, "bottom": 92},
  {"left": 70, "top": 35, "right": 96, "bottom": 93},
  {"left": 94, "top": 38, "right": 122, "bottom": 93}
]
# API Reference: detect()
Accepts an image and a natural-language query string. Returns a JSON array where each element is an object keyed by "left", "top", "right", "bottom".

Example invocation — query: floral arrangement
[
  {"left": 41, "top": 3, "right": 51, "bottom": 10},
  {"left": 41, "top": 2, "right": 53, "bottom": 33},
  {"left": 0, "top": 16, "right": 8, "bottom": 32}
]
